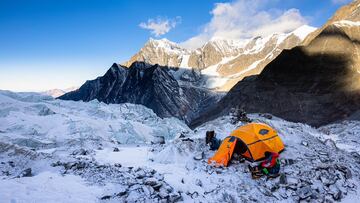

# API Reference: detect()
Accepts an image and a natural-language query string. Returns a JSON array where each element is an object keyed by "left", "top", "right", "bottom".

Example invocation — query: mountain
[
  {"left": 191, "top": 0, "right": 360, "bottom": 128},
  {"left": 124, "top": 25, "right": 316, "bottom": 91},
  {"left": 59, "top": 62, "right": 220, "bottom": 124},
  {"left": 42, "top": 87, "right": 78, "bottom": 98}
]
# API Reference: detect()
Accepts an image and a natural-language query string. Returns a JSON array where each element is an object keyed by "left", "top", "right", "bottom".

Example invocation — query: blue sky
[{"left": 0, "top": 0, "right": 353, "bottom": 91}]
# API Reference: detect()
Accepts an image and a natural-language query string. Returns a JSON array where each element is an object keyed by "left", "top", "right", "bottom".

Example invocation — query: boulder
[
  {"left": 19, "top": 168, "right": 32, "bottom": 177},
  {"left": 296, "top": 186, "right": 313, "bottom": 200}
]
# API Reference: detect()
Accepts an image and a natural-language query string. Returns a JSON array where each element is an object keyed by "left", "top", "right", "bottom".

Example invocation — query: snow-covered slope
[{"left": 1, "top": 91, "right": 360, "bottom": 202}]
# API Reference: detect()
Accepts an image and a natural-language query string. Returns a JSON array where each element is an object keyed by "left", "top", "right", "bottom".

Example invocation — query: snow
[
  {"left": 142, "top": 26, "right": 317, "bottom": 91},
  {"left": 201, "top": 64, "right": 219, "bottom": 77},
  {"left": 0, "top": 172, "right": 103, "bottom": 203},
  {"left": 147, "top": 38, "right": 189, "bottom": 55},
  {"left": 42, "top": 87, "right": 78, "bottom": 98},
  {"left": 206, "top": 37, "right": 249, "bottom": 54},
  {"left": 334, "top": 20, "right": 360, "bottom": 27},
  {"left": 1, "top": 90, "right": 360, "bottom": 202},
  {"left": 319, "top": 120, "right": 360, "bottom": 154},
  {"left": 95, "top": 147, "right": 150, "bottom": 167},
  {"left": 179, "top": 54, "right": 190, "bottom": 69},
  {"left": 291, "top": 25, "right": 317, "bottom": 41},
  {"left": 198, "top": 26, "right": 316, "bottom": 89},
  {"left": 0, "top": 90, "right": 190, "bottom": 146}
]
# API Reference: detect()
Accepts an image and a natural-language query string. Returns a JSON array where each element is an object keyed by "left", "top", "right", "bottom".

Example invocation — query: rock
[
  {"left": 169, "top": 192, "right": 182, "bottom": 202},
  {"left": 114, "top": 163, "right": 122, "bottom": 168},
  {"left": 287, "top": 177, "right": 299, "bottom": 186},
  {"left": 154, "top": 173, "right": 164, "bottom": 181},
  {"left": 278, "top": 188, "right": 288, "bottom": 198},
  {"left": 152, "top": 136, "right": 165, "bottom": 144},
  {"left": 126, "top": 190, "right": 143, "bottom": 202},
  {"left": 328, "top": 185, "right": 342, "bottom": 200},
  {"left": 318, "top": 151, "right": 328, "bottom": 156},
  {"left": 38, "top": 106, "right": 56, "bottom": 116},
  {"left": 285, "top": 159, "right": 295, "bottom": 165},
  {"left": 72, "top": 148, "right": 88, "bottom": 155},
  {"left": 320, "top": 174, "right": 337, "bottom": 186},
  {"left": 19, "top": 168, "right": 32, "bottom": 177},
  {"left": 261, "top": 113, "right": 273, "bottom": 119},
  {"left": 2, "top": 171, "right": 10, "bottom": 176},
  {"left": 135, "top": 170, "right": 146, "bottom": 179},
  {"left": 193, "top": 152, "right": 204, "bottom": 161},
  {"left": 324, "top": 139, "right": 338, "bottom": 149},
  {"left": 75, "top": 162, "right": 86, "bottom": 170},
  {"left": 145, "top": 178, "right": 158, "bottom": 186},
  {"left": 116, "top": 187, "right": 127, "bottom": 196},
  {"left": 279, "top": 174, "right": 287, "bottom": 185},
  {"left": 190, "top": 191, "right": 199, "bottom": 199},
  {"left": 159, "top": 187, "right": 169, "bottom": 199},
  {"left": 113, "top": 147, "right": 120, "bottom": 152},
  {"left": 230, "top": 108, "right": 252, "bottom": 124},
  {"left": 301, "top": 141, "right": 308, "bottom": 146},
  {"left": 335, "top": 165, "right": 352, "bottom": 179},
  {"left": 181, "top": 138, "right": 194, "bottom": 142},
  {"left": 100, "top": 195, "right": 112, "bottom": 200},
  {"left": 178, "top": 133, "right": 186, "bottom": 138},
  {"left": 195, "top": 179, "right": 202, "bottom": 187},
  {"left": 59, "top": 62, "right": 219, "bottom": 125},
  {"left": 8, "top": 161, "right": 15, "bottom": 167},
  {"left": 296, "top": 186, "right": 313, "bottom": 200},
  {"left": 142, "top": 185, "right": 154, "bottom": 197},
  {"left": 64, "top": 162, "right": 76, "bottom": 170},
  {"left": 153, "top": 183, "right": 163, "bottom": 191}
]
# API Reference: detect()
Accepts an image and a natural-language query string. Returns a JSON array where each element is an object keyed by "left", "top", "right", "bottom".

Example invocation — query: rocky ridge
[
  {"left": 124, "top": 25, "right": 316, "bottom": 91},
  {"left": 59, "top": 62, "right": 220, "bottom": 124}
]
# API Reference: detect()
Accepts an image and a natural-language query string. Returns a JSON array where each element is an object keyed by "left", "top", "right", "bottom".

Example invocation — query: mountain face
[
  {"left": 191, "top": 0, "right": 360, "bottom": 128},
  {"left": 59, "top": 62, "right": 220, "bottom": 124},
  {"left": 42, "top": 87, "right": 78, "bottom": 98},
  {"left": 124, "top": 25, "right": 316, "bottom": 91}
]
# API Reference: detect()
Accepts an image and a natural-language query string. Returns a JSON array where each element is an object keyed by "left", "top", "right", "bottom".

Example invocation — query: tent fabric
[
  {"left": 207, "top": 136, "right": 238, "bottom": 167},
  {"left": 208, "top": 123, "right": 285, "bottom": 167}
]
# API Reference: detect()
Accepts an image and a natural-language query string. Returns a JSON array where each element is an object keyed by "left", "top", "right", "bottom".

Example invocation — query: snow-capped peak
[
  {"left": 291, "top": 25, "right": 317, "bottom": 41},
  {"left": 204, "top": 37, "right": 249, "bottom": 53},
  {"left": 145, "top": 38, "right": 188, "bottom": 54}
]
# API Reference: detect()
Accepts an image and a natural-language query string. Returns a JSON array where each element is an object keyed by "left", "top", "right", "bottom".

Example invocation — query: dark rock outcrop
[{"left": 59, "top": 62, "right": 219, "bottom": 124}]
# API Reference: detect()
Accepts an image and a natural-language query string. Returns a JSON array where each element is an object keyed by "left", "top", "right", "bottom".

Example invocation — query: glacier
[{"left": 0, "top": 90, "right": 360, "bottom": 202}]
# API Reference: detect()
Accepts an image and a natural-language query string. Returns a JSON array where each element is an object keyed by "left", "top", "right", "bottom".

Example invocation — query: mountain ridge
[
  {"left": 59, "top": 62, "right": 221, "bottom": 124},
  {"left": 190, "top": 0, "right": 360, "bottom": 128},
  {"left": 123, "top": 25, "right": 316, "bottom": 91}
]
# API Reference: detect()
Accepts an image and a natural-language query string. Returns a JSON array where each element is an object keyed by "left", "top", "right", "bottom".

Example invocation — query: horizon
[{"left": 0, "top": 0, "right": 354, "bottom": 92}]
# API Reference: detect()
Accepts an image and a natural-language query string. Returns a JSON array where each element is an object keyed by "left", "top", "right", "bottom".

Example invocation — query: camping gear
[
  {"left": 261, "top": 152, "right": 280, "bottom": 174},
  {"left": 248, "top": 165, "right": 264, "bottom": 179},
  {"left": 208, "top": 123, "right": 285, "bottom": 167},
  {"left": 206, "top": 131, "right": 221, "bottom": 150}
]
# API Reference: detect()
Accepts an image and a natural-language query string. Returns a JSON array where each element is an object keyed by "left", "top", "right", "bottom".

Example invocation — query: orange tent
[{"left": 208, "top": 123, "right": 285, "bottom": 167}]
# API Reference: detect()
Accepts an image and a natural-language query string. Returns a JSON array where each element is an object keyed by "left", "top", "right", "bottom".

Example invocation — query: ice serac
[
  {"left": 123, "top": 27, "right": 316, "bottom": 91},
  {"left": 59, "top": 62, "right": 219, "bottom": 124},
  {"left": 191, "top": 0, "right": 360, "bottom": 128}
]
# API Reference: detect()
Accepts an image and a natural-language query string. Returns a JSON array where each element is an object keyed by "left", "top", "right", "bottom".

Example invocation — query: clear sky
[{"left": 0, "top": 0, "right": 353, "bottom": 91}]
